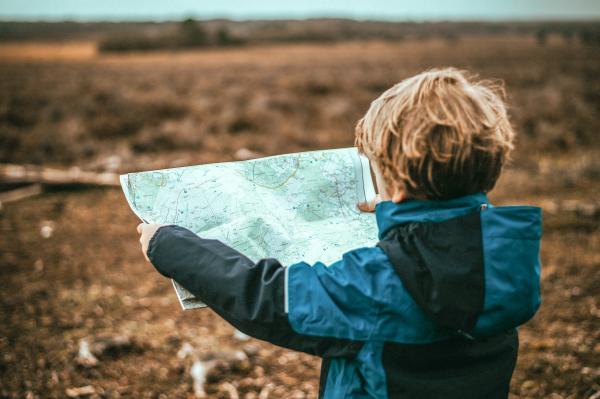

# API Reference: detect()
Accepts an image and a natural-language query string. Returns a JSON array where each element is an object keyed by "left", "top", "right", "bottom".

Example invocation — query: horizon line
[{"left": 1, "top": 12, "right": 600, "bottom": 24}]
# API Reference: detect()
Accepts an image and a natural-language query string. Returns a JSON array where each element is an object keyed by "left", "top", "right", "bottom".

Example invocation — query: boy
[{"left": 137, "top": 68, "right": 541, "bottom": 398}]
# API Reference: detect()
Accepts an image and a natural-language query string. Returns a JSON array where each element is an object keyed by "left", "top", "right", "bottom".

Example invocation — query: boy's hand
[
  {"left": 357, "top": 194, "right": 381, "bottom": 213},
  {"left": 137, "top": 223, "right": 164, "bottom": 262}
]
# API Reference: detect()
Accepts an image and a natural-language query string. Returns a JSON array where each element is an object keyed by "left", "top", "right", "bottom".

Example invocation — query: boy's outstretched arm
[{"left": 137, "top": 223, "right": 363, "bottom": 358}]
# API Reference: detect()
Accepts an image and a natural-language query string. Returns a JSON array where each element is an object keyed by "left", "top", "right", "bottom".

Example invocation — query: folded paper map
[{"left": 120, "top": 147, "right": 379, "bottom": 309}]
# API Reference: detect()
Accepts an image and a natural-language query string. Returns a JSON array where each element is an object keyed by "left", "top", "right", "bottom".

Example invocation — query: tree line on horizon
[
  {"left": 97, "top": 19, "right": 245, "bottom": 52},
  {"left": 0, "top": 18, "right": 599, "bottom": 51}
]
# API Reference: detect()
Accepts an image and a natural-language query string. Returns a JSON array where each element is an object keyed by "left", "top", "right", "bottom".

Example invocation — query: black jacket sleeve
[{"left": 147, "top": 225, "right": 362, "bottom": 358}]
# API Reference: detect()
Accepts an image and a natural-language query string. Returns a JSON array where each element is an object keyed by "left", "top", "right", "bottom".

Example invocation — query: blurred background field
[{"left": 1, "top": 16, "right": 600, "bottom": 399}]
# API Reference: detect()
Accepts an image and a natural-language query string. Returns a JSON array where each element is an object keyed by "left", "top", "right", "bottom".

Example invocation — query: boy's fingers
[
  {"left": 356, "top": 201, "right": 368, "bottom": 212},
  {"left": 357, "top": 195, "right": 381, "bottom": 213},
  {"left": 357, "top": 200, "right": 375, "bottom": 213},
  {"left": 135, "top": 223, "right": 157, "bottom": 263}
]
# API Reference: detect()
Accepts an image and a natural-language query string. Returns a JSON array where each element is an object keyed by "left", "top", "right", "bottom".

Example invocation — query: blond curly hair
[{"left": 355, "top": 67, "right": 515, "bottom": 200}]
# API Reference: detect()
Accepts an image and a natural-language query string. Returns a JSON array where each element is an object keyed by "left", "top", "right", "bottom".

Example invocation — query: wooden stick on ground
[
  {"left": 0, "top": 164, "right": 120, "bottom": 187},
  {"left": 0, "top": 184, "right": 44, "bottom": 205}
]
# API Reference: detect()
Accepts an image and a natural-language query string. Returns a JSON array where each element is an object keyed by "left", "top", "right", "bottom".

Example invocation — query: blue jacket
[{"left": 147, "top": 192, "right": 542, "bottom": 398}]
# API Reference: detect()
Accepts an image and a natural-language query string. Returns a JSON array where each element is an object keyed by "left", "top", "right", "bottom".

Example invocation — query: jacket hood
[{"left": 375, "top": 193, "right": 542, "bottom": 337}]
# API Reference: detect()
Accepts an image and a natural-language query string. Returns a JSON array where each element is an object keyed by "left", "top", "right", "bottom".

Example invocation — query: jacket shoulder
[
  {"left": 286, "top": 246, "right": 393, "bottom": 340},
  {"left": 287, "top": 246, "right": 450, "bottom": 342},
  {"left": 476, "top": 206, "right": 542, "bottom": 335}
]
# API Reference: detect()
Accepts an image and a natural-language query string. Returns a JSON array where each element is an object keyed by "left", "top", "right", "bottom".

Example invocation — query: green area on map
[{"left": 121, "top": 148, "right": 378, "bottom": 267}]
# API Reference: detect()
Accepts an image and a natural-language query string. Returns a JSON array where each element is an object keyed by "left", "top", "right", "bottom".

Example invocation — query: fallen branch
[
  {"left": 177, "top": 342, "right": 250, "bottom": 398},
  {"left": 0, "top": 183, "right": 44, "bottom": 205},
  {"left": 65, "top": 385, "right": 96, "bottom": 398},
  {"left": 0, "top": 164, "right": 119, "bottom": 187},
  {"left": 220, "top": 382, "right": 239, "bottom": 399},
  {"left": 77, "top": 334, "right": 137, "bottom": 364}
]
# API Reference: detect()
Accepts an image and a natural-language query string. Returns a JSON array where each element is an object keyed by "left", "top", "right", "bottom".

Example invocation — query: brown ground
[{"left": 1, "top": 36, "right": 599, "bottom": 398}]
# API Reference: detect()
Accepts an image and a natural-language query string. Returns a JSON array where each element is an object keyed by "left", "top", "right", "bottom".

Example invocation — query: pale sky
[{"left": 1, "top": 0, "right": 599, "bottom": 21}]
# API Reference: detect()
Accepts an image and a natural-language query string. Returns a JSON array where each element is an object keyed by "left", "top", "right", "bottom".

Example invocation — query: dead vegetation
[{"left": 0, "top": 31, "right": 599, "bottom": 398}]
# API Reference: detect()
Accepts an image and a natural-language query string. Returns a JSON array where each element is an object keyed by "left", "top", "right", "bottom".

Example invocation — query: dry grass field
[{"left": 1, "top": 34, "right": 599, "bottom": 398}]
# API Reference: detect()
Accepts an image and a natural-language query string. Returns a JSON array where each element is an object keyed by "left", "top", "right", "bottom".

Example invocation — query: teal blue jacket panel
[{"left": 288, "top": 192, "right": 541, "bottom": 342}]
